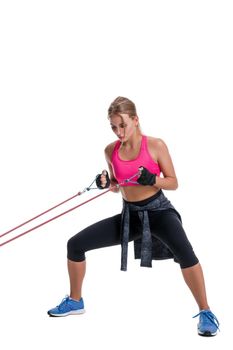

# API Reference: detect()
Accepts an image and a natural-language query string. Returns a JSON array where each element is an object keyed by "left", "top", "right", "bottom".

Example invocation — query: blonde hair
[{"left": 108, "top": 96, "right": 138, "bottom": 120}]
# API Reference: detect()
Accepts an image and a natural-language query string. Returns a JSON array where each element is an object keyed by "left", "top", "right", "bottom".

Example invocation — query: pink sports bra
[{"left": 111, "top": 135, "right": 161, "bottom": 186}]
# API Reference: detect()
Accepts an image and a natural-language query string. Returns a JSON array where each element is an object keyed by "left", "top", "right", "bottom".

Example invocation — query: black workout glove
[
  {"left": 96, "top": 170, "right": 111, "bottom": 189},
  {"left": 137, "top": 166, "right": 156, "bottom": 186}
]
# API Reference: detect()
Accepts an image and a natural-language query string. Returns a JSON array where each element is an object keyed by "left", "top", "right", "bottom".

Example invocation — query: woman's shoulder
[
  {"left": 146, "top": 135, "right": 167, "bottom": 149},
  {"left": 104, "top": 140, "right": 118, "bottom": 161}
]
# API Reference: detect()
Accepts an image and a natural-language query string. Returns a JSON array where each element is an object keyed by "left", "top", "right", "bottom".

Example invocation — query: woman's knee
[
  {"left": 178, "top": 252, "right": 199, "bottom": 269},
  {"left": 157, "top": 211, "right": 199, "bottom": 269},
  {"left": 67, "top": 235, "right": 85, "bottom": 262}
]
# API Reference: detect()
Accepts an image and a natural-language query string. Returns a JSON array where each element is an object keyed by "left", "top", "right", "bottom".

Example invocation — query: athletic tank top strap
[
  {"left": 112, "top": 139, "right": 121, "bottom": 155},
  {"left": 141, "top": 134, "right": 146, "bottom": 148}
]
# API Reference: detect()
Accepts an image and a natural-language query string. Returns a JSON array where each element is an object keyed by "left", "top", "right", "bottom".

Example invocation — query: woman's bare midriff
[{"left": 120, "top": 184, "right": 161, "bottom": 202}]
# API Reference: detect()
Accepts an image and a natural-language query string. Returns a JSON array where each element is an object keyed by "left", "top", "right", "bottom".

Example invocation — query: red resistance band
[
  {"left": 0, "top": 170, "right": 141, "bottom": 248},
  {"left": 0, "top": 187, "right": 111, "bottom": 248}
]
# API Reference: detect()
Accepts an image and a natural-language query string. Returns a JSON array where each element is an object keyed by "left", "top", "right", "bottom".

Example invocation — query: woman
[{"left": 48, "top": 96, "right": 219, "bottom": 336}]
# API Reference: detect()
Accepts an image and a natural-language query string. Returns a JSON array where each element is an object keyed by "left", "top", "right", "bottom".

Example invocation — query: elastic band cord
[
  {"left": 0, "top": 175, "right": 100, "bottom": 240},
  {"left": 0, "top": 188, "right": 111, "bottom": 247},
  {"left": 0, "top": 170, "right": 141, "bottom": 248},
  {"left": 117, "top": 170, "right": 141, "bottom": 187}
]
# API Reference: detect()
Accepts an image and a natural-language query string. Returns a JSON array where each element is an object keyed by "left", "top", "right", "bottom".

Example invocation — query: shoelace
[
  {"left": 57, "top": 296, "right": 70, "bottom": 311},
  {"left": 193, "top": 310, "right": 220, "bottom": 330}
]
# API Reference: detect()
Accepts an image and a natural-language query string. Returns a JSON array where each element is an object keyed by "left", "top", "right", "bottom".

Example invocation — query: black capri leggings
[{"left": 67, "top": 203, "right": 199, "bottom": 269}]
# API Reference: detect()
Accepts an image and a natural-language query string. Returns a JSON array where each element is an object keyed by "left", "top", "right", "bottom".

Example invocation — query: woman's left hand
[{"left": 137, "top": 166, "right": 156, "bottom": 186}]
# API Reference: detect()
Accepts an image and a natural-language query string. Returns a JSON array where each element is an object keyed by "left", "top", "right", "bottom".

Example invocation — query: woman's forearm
[{"left": 155, "top": 176, "right": 178, "bottom": 190}]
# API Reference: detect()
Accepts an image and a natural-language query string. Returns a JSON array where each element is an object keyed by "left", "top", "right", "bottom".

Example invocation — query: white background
[{"left": 0, "top": 1, "right": 232, "bottom": 349}]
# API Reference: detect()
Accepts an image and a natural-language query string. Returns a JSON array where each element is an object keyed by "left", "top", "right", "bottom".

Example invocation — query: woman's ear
[{"left": 134, "top": 115, "right": 139, "bottom": 126}]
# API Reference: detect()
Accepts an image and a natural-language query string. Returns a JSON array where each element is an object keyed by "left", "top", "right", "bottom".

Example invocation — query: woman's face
[{"left": 110, "top": 114, "right": 138, "bottom": 142}]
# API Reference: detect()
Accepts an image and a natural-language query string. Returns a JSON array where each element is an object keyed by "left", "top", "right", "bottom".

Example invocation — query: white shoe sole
[
  {"left": 198, "top": 330, "right": 217, "bottom": 337},
  {"left": 48, "top": 309, "right": 85, "bottom": 317}
]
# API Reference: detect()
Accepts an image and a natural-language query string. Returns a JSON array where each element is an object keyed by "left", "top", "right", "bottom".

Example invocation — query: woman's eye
[{"left": 111, "top": 124, "right": 127, "bottom": 130}]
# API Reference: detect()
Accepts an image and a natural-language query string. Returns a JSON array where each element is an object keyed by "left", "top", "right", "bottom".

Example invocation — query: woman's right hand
[{"left": 96, "top": 170, "right": 111, "bottom": 189}]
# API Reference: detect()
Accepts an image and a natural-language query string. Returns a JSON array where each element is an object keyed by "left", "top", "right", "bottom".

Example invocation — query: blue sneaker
[
  {"left": 48, "top": 296, "right": 85, "bottom": 317},
  {"left": 193, "top": 310, "right": 220, "bottom": 336}
]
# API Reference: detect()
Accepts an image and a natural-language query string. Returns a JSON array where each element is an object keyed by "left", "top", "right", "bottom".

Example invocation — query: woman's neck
[{"left": 121, "top": 131, "right": 143, "bottom": 149}]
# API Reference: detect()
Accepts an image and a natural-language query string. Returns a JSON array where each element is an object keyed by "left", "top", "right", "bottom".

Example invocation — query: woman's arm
[{"left": 149, "top": 138, "right": 178, "bottom": 190}]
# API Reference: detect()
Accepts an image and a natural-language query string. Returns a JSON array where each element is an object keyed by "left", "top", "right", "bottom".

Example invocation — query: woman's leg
[
  {"left": 67, "top": 214, "right": 122, "bottom": 300},
  {"left": 68, "top": 260, "right": 86, "bottom": 301},
  {"left": 48, "top": 214, "right": 126, "bottom": 316},
  {"left": 181, "top": 262, "right": 209, "bottom": 310},
  {"left": 150, "top": 210, "right": 209, "bottom": 310},
  {"left": 66, "top": 212, "right": 142, "bottom": 301}
]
